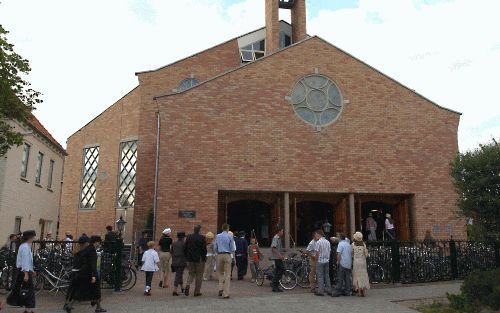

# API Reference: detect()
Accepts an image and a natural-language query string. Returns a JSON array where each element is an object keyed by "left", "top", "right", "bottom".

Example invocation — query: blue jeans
[
  {"left": 335, "top": 265, "right": 352, "bottom": 295},
  {"left": 316, "top": 262, "right": 332, "bottom": 295}
]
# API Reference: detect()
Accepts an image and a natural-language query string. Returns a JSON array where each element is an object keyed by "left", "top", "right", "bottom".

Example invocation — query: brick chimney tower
[{"left": 265, "top": 0, "right": 307, "bottom": 54}]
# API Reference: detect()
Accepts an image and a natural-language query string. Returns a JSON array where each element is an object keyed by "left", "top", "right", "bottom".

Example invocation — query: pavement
[{"left": 1, "top": 273, "right": 462, "bottom": 313}]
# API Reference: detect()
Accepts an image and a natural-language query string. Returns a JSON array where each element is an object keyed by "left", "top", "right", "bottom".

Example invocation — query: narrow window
[
  {"left": 48, "top": 159, "right": 55, "bottom": 189},
  {"left": 35, "top": 152, "right": 44, "bottom": 184},
  {"left": 20, "top": 143, "right": 31, "bottom": 178},
  {"left": 80, "top": 146, "right": 99, "bottom": 209},
  {"left": 14, "top": 217, "right": 22, "bottom": 234},
  {"left": 117, "top": 141, "right": 137, "bottom": 208}
]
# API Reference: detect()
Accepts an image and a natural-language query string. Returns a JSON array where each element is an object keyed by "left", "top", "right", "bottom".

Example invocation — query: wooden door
[
  {"left": 395, "top": 199, "right": 410, "bottom": 241},
  {"left": 334, "top": 198, "right": 347, "bottom": 235}
]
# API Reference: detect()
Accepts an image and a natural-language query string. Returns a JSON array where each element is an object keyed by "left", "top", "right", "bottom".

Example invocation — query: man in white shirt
[
  {"left": 314, "top": 230, "right": 331, "bottom": 296},
  {"left": 332, "top": 233, "right": 353, "bottom": 297}
]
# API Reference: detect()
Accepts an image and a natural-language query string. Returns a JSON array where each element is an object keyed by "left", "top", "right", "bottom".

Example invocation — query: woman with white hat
[
  {"left": 384, "top": 214, "right": 396, "bottom": 240},
  {"left": 158, "top": 228, "right": 173, "bottom": 288},
  {"left": 351, "top": 231, "right": 370, "bottom": 297}
]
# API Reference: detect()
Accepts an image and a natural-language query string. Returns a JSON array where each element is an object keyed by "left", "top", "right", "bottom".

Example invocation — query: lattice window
[
  {"left": 117, "top": 141, "right": 137, "bottom": 208},
  {"left": 80, "top": 146, "right": 99, "bottom": 209}
]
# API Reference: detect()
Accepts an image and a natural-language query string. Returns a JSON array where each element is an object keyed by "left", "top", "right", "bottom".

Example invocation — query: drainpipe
[{"left": 152, "top": 109, "right": 161, "bottom": 241}]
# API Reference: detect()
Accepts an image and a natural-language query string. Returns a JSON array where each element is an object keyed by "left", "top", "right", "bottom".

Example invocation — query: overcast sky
[{"left": 1, "top": 0, "right": 499, "bottom": 151}]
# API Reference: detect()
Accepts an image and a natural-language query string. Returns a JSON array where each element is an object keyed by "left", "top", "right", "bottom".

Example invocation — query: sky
[{"left": 1, "top": 0, "right": 499, "bottom": 151}]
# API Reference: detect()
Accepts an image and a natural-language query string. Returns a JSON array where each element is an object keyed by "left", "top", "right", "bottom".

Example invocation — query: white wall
[{"left": 0, "top": 120, "right": 65, "bottom": 242}]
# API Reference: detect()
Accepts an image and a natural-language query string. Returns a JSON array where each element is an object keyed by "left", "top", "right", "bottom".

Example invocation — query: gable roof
[
  {"left": 154, "top": 35, "right": 461, "bottom": 116},
  {"left": 27, "top": 115, "right": 67, "bottom": 155}
]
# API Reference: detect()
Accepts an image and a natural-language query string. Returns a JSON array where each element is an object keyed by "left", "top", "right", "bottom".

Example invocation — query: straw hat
[
  {"left": 353, "top": 231, "right": 363, "bottom": 242},
  {"left": 205, "top": 231, "right": 215, "bottom": 239},
  {"left": 162, "top": 228, "right": 172, "bottom": 235}
]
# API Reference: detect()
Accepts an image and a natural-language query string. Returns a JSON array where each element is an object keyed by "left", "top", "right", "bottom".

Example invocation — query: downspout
[{"left": 152, "top": 103, "right": 161, "bottom": 241}]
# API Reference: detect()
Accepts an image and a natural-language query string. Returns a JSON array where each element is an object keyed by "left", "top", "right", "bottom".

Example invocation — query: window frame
[
  {"left": 79, "top": 145, "right": 100, "bottom": 210},
  {"left": 47, "top": 159, "right": 55, "bottom": 190},
  {"left": 35, "top": 151, "right": 44, "bottom": 185},
  {"left": 20, "top": 143, "right": 31, "bottom": 178},
  {"left": 116, "top": 140, "right": 138, "bottom": 208}
]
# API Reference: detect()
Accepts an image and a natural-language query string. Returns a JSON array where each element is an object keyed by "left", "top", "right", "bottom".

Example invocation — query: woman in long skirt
[
  {"left": 64, "top": 235, "right": 106, "bottom": 313},
  {"left": 171, "top": 232, "right": 187, "bottom": 296},
  {"left": 352, "top": 231, "right": 370, "bottom": 297},
  {"left": 6, "top": 230, "right": 37, "bottom": 313}
]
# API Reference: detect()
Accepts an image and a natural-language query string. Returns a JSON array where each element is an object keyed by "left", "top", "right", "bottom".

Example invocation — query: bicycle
[
  {"left": 255, "top": 260, "right": 297, "bottom": 290},
  {"left": 34, "top": 250, "right": 72, "bottom": 295},
  {"left": 284, "top": 250, "right": 311, "bottom": 288}
]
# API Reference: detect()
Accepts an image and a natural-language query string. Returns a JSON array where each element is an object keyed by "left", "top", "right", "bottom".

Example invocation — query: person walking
[
  {"left": 64, "top": 235, "right": 106, "bottom": 313},
  {"left": 7, "top": 230, "right": 37, "bottom": 313},
  {"left": 314, "top": 230, "right": 332, "bottom": 296},
  {"left": 171, "top": 232, "right": 187, "bottom": 296},
  {"left": 136, "top": 231, "right": 148, "bottom": 268},
  {"left": 1, "top": 234, "right": 17, "bottom": 252},
  {"left": 184, "top": 225, "right": 207, "bottom": 297},
  {"left": 158, "top": 228, "right": 173, "bottom": 288},
  {"left": 385, "top": 214, "right": 396, "bottom": 240},
  {"left": 203, "top": 232, "right": 215, "bottom": 281},
  {"left": 270, "top": 226, "right": 285, "bottom": 293},
  {"left": 141, "top": 241, "right": 159, "bottom": 296},
  {"left": 214, "top": 223, "right": 235, "bottom": 299},
  {"left": 306, "top": 233, "right": 318, "bottom": 293},
  {"left": 234, "top": 231, "right": 248, "bottom": 280},
  {"left": 366, "top": 213, "right": 377, "bottom": 241},
  {"left": 247, "top": 237, "right": 262, "bottom": 283},
  {"left": 352, "top": 232, "right": 370, "bottom": 297},
  {"left": 332, "top": 233, "right": 353, "bottom": 297}
]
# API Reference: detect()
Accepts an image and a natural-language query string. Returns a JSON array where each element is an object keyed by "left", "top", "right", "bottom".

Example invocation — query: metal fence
[{"left": 0, "top": 239, "right": 136, "bottom": 295}]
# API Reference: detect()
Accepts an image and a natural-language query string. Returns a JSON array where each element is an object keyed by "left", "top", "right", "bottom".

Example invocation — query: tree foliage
[
  {"left": 0, "top": 24, "right": 41, "bottom": 156},
  {"left": 451, "top": 139, "right": 500, "bottom": 240}
]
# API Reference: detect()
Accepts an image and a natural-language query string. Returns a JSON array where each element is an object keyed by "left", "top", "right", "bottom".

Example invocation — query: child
[
  {"left": 171, "top": 232, "right": 187, "bottom": 296},
  {"left": 248, "top": 237, "right": 263, "bottom": 283},
  {"left": 141, "top": 241, "right": 159, "bottom": 296}
]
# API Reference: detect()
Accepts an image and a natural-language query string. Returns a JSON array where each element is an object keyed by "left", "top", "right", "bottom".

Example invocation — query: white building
[{"left": 0, "top": 117, "right": 66, "bottom": 242}]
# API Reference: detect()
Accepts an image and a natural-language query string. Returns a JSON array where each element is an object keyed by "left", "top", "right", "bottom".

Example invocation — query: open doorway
[
  {"left": 296, "top": 201, "right": 333, "bottom": 246},
  {"left": 361, "top": 201, "right": 393, "bottom": 241},
  {"left": 227, "top": 200, "right": 272, "bottom": 247}
]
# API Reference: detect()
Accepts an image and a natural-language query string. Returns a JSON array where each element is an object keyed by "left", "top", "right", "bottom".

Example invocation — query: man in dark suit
[
  {"left": 184, "top": 225, "right": 207, "bottom": 297},
  {"left": 234, "top": 231, "right": 248, "bottom": 280}
]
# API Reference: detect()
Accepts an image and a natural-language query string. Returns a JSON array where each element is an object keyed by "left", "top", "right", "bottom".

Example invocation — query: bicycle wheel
[
  {"left": 368, "top": 264, "right": 384, "bottom": 284},
  {"left": 279, "top": 270, "right": 297, "bottom": 290},
  {"left": 255, "top": 270, "right": 265, "bottom": 286},
  {"left": 296, "top": 267, "right": 310, "bottom": 288},
  {"left": 120, "top": 267, "right": 137, "bottom": 291},
  {"left": 34, "top": 274, "right": 46, "bottom": 295}
]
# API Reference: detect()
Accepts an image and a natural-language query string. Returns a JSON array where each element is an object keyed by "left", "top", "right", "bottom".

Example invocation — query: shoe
[
  {"left": 203, "top": 278, "right": 208, "bottom": 281},
  {"left": 95, "top": 309, "right": 107, "bottom": 313},
  {"left": 184, "top": 286, "right": 190, "bottom": 296},
  {"left": 91, "top": 301, "right": 96, "bottom": 307},
  {"left": 194, "top": 293, "right": 202, "bottom": 297},
  {"left": 219, "top": 290, "right": 223, "bottom": 297},
  {"left": 331, "top": 292, "right": 341, "bottom": 297},
  {"left": 314, "top": 292, "right": 324, "bottom": 296},
  {"left": 223, "top": 296, "right": 230, "bottom": 299},
  {"left": 272, "top": 288, "right": 283, "bottom": 292},
  {"left": 63, "top": 304, "right": 73, "bottom": 313},
  {"left": 147, "top": 291, "right": 152, "bottom": 296},
  {"left": 159, "top": 281, "right": 163, "bottom": 287},
  {"left": 173, "top": 292, "right": 179, "bottom": 296}
]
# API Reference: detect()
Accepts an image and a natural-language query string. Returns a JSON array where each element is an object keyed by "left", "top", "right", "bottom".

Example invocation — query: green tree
[
  {"left": 451, "top": 139, "right": 500, "bottom": 240},
  {"left": 0, "top": 24, "right": 42, "bottom": 156}
]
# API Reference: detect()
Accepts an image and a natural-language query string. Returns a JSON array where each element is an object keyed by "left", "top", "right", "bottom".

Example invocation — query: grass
[{"left": 415, "top": 302, "right": 459, "bottom": 313}]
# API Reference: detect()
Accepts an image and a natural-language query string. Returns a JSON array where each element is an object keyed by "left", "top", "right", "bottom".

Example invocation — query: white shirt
[
  {"left": 141, "top": 249, "right": 160, "bottom": 272},
  {"left": 306, "top": 239, "right": 317, "bottom": 255},
  {"left": 16, "top": 242, "right": 34, "bottom": 272},
  {"left": 314, "top": 237, "right": 331, "bottom": 264},
  {"left": 385, "top": 218, "right": 394, "bottom": 230}
]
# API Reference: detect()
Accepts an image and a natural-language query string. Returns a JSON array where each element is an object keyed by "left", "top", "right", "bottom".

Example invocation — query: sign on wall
[{"left": 178, "top": 210, "right": 196, "bottom": 218}]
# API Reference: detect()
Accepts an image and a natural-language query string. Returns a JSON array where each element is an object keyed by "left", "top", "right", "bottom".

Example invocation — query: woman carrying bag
[{"left": 6, "top": 230, "right": 37, "bottom": 313}]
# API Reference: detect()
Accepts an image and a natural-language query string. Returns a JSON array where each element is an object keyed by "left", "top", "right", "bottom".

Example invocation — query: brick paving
[{"left": 1, "top": 273, "right": 461, "bottom": 313}]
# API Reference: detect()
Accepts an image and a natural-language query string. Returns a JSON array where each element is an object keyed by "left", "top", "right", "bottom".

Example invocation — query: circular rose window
[{"left": 289, "top": 74, "right": 343, "bottom": 128}]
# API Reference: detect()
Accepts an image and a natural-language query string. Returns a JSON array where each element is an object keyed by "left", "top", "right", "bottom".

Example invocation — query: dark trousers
[
  {"left": 235, "top": 255, "right": 248, "bottom": 279},
  {"left": 137, "top": 253, "right": 144, "bottom": 266},
  {"left": 174, "top": 266, "right": 185, "bottom": 287},
  {"left": 272, "top": 259, "right": 284, "bottom": 289},
  {"left": 145, "top": 271, "right": 154, "bottom": 288},
  {"left": 7, "top": 269, "right": 35, "bottom": 309},
  {"left": 335, "top": 265, "right": 352, "bottom": 295}
]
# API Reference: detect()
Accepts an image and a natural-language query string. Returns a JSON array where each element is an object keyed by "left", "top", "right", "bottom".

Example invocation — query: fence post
[
  {"left": 495, "top": 241, "right": 500, "bottom": 268},
  {"left": 391, "top": 240, "right": 401, "bottom": 283},
  {"left": 114, "top": 239, "right": 123, "bottom": 292},
  {"left": 449, "top": 238, "right": 458, "bottom": 280}
]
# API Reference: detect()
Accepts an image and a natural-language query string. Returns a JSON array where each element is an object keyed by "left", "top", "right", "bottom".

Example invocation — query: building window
[
  {"left": 80, "top": 146, "right": 99, "bottom": 209},
  {"left": 117, "top": 141, "right": 137, "bottom": 208},
  {"left": 20, "top": 143, "right": 31, "bottom": 178},
  {"left": 35, "top": 152, "right": 44, "bottom": 185},
  {"left": 48, "top": 159, "right": 55, "bottom": 190},
  {"left": 280, "top": 32, "right": 292, "bottom": 48},
  {"left": 177, "top": 78, "right": 199, "bottom": 92},
  {"left": 240, "top": 39, "right": 265, "bottom": 63},
  {"left": 14, "top": 217, "right": 22, "bottom": 234},
  {"left": 289, "top": 74, "right": 344, "bottom": 129}
]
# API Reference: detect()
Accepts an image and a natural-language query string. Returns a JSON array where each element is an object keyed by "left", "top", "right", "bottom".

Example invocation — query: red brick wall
[
  {"left": 59, "top": 87, "right": 141, "bottom": 238},
  {"left": 148, "top": 37, "right": 463, "bottom": 240}
]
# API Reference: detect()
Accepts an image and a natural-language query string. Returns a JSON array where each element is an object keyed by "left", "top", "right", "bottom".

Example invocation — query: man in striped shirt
[{"left": 314, "top": 230, "right": 332, "bottom": 296}]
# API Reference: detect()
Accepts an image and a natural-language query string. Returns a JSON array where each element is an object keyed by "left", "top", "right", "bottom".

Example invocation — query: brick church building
[{"left": 59, "top": 0, "right": 464, "bottom": 246}]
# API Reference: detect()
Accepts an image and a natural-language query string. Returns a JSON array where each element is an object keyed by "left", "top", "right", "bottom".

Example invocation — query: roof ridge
[{"left": 27, "top": 115, "right": 67, "bottom": 155}]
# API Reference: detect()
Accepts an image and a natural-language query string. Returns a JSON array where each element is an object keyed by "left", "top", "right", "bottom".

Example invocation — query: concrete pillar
[
  {"left": 284, "top": 192, "right": 290, "bottom": 249},
  {"left": 265, "top": 0, "right": 280, "bottom": 54},
  {"left": 349, "top": 193, "right": 355, "bottom": 237}
]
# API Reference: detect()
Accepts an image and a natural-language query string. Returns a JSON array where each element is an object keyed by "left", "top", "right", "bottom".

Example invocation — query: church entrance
[
  {"left": 227, "top": 200, "right": 272, "bottom": 246},
  {"left": 295, "top": 201, "right": 333, "bottom": 246}
]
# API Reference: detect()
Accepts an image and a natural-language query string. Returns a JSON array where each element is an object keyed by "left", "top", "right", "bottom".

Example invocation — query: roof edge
[
  {"left": 135, "top": 20, "right": 293, "bottom": 76},
  {"left": 153, "top": 35, "right": 314, "bottom": 100},
  {"left": 313, "top": 36, "right": 462, "bottom": 116}
]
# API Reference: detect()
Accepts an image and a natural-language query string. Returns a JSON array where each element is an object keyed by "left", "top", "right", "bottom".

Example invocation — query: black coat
[
  {"left": 66, "top": 244, "right": 101, "bottom": 302},
  {"left": 184, "top": 233, "right": 207, "bottom": 263}
]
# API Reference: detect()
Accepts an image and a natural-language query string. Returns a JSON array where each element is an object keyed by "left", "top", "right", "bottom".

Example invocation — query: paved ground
[{"left": 2, "top": 274, "right": 461, "bottom": 313}]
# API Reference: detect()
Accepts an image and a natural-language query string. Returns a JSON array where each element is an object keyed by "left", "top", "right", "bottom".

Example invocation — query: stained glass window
[
  {"left": 80, "top": 146, "right": 99, "bottom": 209},
  {"left": 117, "top": 141, "right": 137, "bottom": 208}
]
